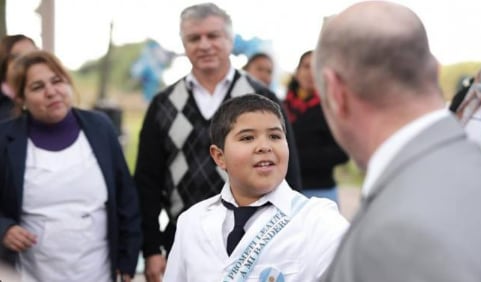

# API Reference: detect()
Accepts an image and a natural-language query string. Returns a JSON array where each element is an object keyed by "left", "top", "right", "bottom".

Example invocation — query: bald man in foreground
[{"left": 313, "top": 1, "right": 481, "bottom": 281}]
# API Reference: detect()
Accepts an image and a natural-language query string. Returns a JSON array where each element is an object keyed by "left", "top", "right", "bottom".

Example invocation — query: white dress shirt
[
  {"left": 186, "top": 67, "right": 235, "bottom": 120},
  {"left": 164, "top": 180, "right": 349, "bottom": 282}
]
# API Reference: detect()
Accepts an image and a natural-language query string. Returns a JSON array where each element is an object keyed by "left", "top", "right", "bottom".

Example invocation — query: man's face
[{"left": 181, "top": 15, "right": 233, "bottom": 75}]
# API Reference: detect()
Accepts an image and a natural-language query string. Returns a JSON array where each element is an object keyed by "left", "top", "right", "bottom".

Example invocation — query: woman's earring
[{"left": 22, "top": 104, "right": 27, "bottom": 111}]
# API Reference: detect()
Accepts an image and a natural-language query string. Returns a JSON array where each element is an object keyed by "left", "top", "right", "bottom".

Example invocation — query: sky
[{"left": 6, "top": 0, "right": 481, "bottom": 85}]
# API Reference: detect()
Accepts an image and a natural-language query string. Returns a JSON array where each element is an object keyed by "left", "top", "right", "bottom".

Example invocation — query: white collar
[
  {"left": 185, "top": 66, "right": 235, "bottom": 91},
  {"left": 217, "top": 179, "right": 295, "bottom": 216},
  {"left": 362, "top": 109, "right": 449, "bottom": 197}
]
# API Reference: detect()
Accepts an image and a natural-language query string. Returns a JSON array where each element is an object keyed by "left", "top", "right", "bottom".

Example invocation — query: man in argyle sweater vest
[{"left": 134, "top": 3, "right": 302, "bottom": 282}]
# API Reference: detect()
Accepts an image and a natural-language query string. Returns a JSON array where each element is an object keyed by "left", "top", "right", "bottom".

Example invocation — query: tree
[
  {"left": 97, "top": 20, "right": 114, "bottom": 101},
  {"left": 0, "top": 0, "right": 6, "bottom": 39}
]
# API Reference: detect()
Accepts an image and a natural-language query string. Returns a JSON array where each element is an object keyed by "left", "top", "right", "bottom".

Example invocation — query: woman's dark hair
[
  {"left": 287, "top": 50, "right": 313, "bottom": 91},
  {"left": 0, "top": 34, "right": 36, "bottom": 83}
]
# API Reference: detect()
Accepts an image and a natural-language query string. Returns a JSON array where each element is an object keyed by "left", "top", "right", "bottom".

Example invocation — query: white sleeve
[{"left": 163, "top": 214, "right": 187, "bottom": 282}]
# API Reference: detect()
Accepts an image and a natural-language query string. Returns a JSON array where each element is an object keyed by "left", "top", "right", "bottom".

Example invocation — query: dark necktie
[{"left": 221, "top": 199, "right": 269, "bottom": 256}]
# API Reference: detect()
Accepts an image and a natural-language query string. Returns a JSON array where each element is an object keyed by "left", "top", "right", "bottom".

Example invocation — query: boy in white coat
[{"left": 163, "top": 94, "right": 348, "bottom": 282}]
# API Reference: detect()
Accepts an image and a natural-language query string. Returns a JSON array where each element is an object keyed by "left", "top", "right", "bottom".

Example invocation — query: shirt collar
[
  {"left": 216, "top": 179, "right": 294, "bottom": 216},
  {"left": 362, "top": 108, "right": 450, "bottom": 197},
  {"left": 185, "top": 66, "right": 236, "bottom": 91}
]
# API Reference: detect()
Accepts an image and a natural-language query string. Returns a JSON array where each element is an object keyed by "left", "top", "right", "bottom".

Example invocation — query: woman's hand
[
  {"left": 2, "top": 225, "right": 37, "bottom": 252},
  {"left": 116, "top": 271, "right": 132, "bottom": 282},
  {"left": 144, "top": 254, "right": 167, "bottom": 282}
]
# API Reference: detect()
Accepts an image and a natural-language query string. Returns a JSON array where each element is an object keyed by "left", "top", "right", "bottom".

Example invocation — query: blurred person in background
[
  {"left": 134, "top": 3, "right": 301, "bottom": 281},
  {"left": 450, "top": 68, "right": 481, "bottom": 146},
  {"left": 283, "top": 50, "right": 348, "bottom": 204},
  {"left": 0, "top": 34, "right": 37, "bottom": 122},
  {"left": 242, "top": 52, "right": 274, "bottom": 87},
  {"left": 0, "top": 50, "right": 141, "bottom": 282}
]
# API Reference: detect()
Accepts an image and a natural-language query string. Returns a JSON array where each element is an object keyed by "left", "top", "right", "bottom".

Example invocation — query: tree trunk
[
  {"left": 98, "top": 21, "right": 114, "bottom": 101},
  {"left": 0, "top": 0, "right": 6, "bottom": 38}
]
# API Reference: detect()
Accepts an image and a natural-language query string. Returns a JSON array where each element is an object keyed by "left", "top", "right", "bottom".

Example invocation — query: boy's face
[{"left": 210, "top": 111, "right": 289, "bottom": 205}]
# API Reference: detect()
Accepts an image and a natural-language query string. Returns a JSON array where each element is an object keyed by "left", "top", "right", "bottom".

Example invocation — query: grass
[
  {"left": 123, "top": 109, "right": 145, "bottom": 173},
  {"left": 335, "top": 161, "right": 364, "bottom": 188},
  {"left": 71, "top": 71, "right": 147, "bottom": 174}
]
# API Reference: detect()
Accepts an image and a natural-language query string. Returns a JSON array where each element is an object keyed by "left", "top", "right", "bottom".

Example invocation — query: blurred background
[
  {"left": 3, "top": 0, "right": 481, "bottom": 216},
  {"left": 3, "top": 2, "right": 480, "bottom": 279}
]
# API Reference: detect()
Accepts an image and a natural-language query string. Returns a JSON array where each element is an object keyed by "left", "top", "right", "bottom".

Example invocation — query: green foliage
[
  {"left": 123, "top": 110, "right": 145, "bottom": 173},
  {"left": 440, "top": 62, "right": 481, "bottom": 100},
  {"left": 335, "top": 160, "right": 364, "bottom": 187},
  {"left": 72, "top": 41, "right": 146, "bottom": 97},
  {"left": 109, "top": 42, "right": 145, "bottom": 91}
]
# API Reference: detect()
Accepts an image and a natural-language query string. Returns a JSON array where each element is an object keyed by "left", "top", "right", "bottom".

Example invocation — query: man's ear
[
  {"left": 209, "top": 144, "right": 226, "bottom": 170},
  {"left": 323, "top": 68, "right": 348, "bottom": 117}
]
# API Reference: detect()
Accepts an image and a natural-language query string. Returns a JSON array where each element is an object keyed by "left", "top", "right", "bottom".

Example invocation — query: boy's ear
[{"left": 209, "top": 144, "right": 226, "bottom": 170}]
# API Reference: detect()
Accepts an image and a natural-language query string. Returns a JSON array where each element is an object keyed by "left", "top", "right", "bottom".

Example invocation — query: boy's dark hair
[
  {"left": 0, "top": 34, "right": 36, "bottom": 83},
  {"left": 210, "top": 93, "right": 286, "bottom": 149}
]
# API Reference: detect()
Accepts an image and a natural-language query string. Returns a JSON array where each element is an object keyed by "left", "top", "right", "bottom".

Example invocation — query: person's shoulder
[
  {"left": 291, "top": 196, "right": 349, "bottom": 242},
  {"left": 0, "top": 119, "right": 12, "bottom": 139},
  {"left": 144, "top": 78, "right": 187, "bottom": 114},
  {"left": 301, "top": 197, "right": 348, "bottom": 225},
  {"left": 75, "top": 108, "right": 111, "bottom": 125},
  {"left": 190, "top": 194, "right": 219, "bottom": 211},
  {"left": 281, "top": 187, "right": 344, "bottom": 219},
  {"left": 73, "top": 108, "right": 123, "bottom": 139},
  {"left": 0, "top": 114, "right": 24, "bottom": 134},
  {"left": 152, "top": 78, "right": 185, "bottom": 102},
  {"left": 241, "top": 71, "right": 277, "bottom": 96},
  {"left": 178, "top": 194, "right": 220, "bottom": 222},
  {"left": 305, "top": 196, "right": 342, "bottom": 213},
  {"left": 0, "top": 116, "right": 15, "bottom": 129}
]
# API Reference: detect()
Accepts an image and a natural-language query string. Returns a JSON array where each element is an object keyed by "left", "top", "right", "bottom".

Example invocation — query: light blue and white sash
[{"left": 222, "top": 194, "right": 308, "bottom": 282}]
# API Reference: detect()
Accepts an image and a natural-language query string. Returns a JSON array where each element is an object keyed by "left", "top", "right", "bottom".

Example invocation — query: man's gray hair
[{"left": 180, "top": 2, "right": 234, "bottom": 41}]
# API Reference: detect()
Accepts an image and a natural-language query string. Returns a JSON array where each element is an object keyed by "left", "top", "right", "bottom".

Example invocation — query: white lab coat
[{"left": 164, "top": 180, "right": 349, "bottom": 282}]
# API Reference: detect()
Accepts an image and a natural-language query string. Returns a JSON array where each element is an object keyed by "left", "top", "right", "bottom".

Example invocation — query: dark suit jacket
[
  {"left": 323, "top": 115, "right": 481, "bottom": 282},
  {"left": 0, "top": 108, "right": 141, "bottom": 278}
]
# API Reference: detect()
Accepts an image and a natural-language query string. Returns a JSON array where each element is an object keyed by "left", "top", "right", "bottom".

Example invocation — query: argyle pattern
[{"left": 159, "top": 76, "right": 255, "bottom": 220}]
